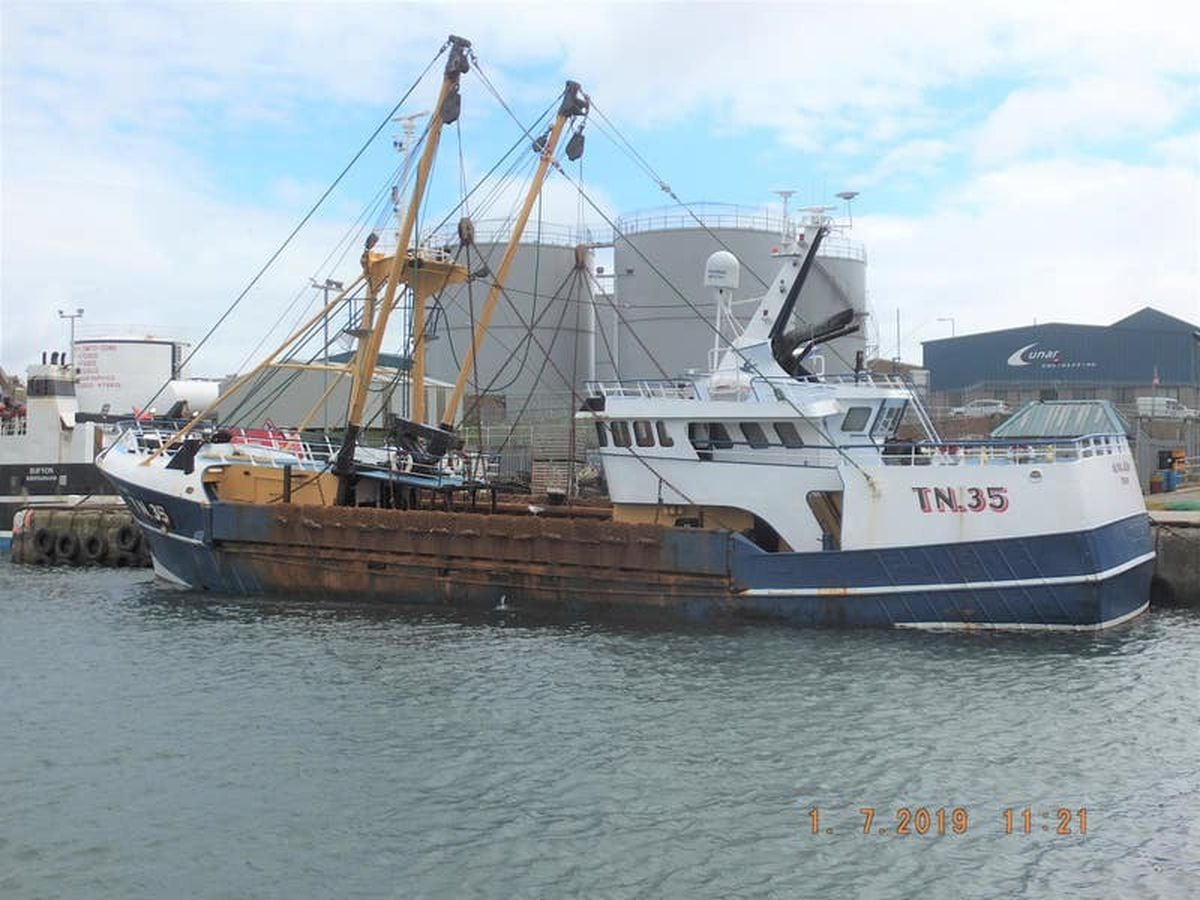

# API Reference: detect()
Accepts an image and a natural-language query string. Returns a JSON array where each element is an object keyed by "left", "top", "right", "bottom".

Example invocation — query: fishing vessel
[
  {"left": 0, "top": 356, "right": 117, "bottom": 549},
  {"left": 1, "top": 332, "right": 220, "bottom": 552},
  {"left": 97, "top": 37, "right": 1153, "bottom": 629}
]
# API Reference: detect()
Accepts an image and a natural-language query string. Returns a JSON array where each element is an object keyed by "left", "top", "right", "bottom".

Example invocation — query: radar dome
[{"left": 703, "top": 250, "right": 740, "bottom": 289}]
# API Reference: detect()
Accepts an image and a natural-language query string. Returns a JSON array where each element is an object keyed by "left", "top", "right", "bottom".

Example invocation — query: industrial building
[
  {"left": 215, "top": 353, "right": 457, "bottom": 435},
  {"left": 922, "top": 308, "right": 1200, "bottom": 417}
]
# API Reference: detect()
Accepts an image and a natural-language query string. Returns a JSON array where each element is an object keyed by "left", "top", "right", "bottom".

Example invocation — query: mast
[
  {"left": 334, "top": 35, "right": 471, "bottom": 504},
  {"left": 439, "top": 80, "right": 589, "bottom": 431}
]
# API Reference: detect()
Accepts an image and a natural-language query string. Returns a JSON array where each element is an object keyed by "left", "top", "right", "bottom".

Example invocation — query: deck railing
[
  {"left": 585, "top": 380, "right": 697, "bottom": 400},
  {"left": 868, "top": 434, "right": 1128, "bottom": 467},
  {"left": 586, "top": 372, "right": 913, "bottom": 402},
  {"left": 112, "top": 423, "right": 491, "bottom": 483}
]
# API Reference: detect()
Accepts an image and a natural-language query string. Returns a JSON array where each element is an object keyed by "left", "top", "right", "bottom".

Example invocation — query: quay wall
[{"left": 1150, "top": 511, "right": 1200, "bottom": 607}]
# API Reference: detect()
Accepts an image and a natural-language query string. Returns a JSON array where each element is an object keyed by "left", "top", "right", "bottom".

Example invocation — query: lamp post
[
  {"left": 836, "top": 191, "right": 859, "bottom": 229},
  {"left": 937, "top": 316, "right": 956, "bottom": 337},
  {"left": 56, "top": 307, "right": 84, "bottom": 365},
  {"left": 311, "top": 278, "right": 344, "bottom": 430}
]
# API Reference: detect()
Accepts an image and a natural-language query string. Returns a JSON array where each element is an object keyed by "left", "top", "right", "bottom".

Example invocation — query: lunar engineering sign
[{"left": 1005, "top": 342, "right": 1098, "bottom": 371}]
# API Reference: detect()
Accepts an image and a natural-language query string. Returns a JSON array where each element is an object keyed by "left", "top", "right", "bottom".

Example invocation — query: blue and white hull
[
  {"left": 102, "top": 457, "right": 1152, "bottom": 630},
  {"left": 727, "top": 512, "right": 1152, "bottom": 629}
]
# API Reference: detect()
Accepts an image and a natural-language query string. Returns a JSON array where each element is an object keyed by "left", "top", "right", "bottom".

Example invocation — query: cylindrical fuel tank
[{"left": 612, "top": 206, "right": 867, "bottom": 378}]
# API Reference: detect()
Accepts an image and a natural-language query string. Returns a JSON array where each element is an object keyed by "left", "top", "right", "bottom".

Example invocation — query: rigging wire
[
  {"left": 458, "top": 262, "right": 581, "bottom": 423},
  {"left": 234, "top": 178, "right": 395, "bottom": 378},
  {"left": 415, "top": 66, "right": 701, "bottom": 495},
  {"left": 581, "top": 100, "right": 772, "bottom": 291},
  {"left": 465, "top": 260, "right": 699, "bottom": 505},
  {"left": 420, "top": 102, "right": 555, "bottom": 241},
  {"left": 548, "top": 162, "right": 875, "bottom": 483},
  {"left": 136, "top": 42, "right": 450, "bottom": 417},
  {"left": 489, "top": 268, "right": 581, "bottom": 457}
]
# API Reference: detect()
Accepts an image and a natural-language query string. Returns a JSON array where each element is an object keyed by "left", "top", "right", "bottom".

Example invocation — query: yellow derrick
[{"left": 363, "top": 250, "right": 469, "bottom": 424}]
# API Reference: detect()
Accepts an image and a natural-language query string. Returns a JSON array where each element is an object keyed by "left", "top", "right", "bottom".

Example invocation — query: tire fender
[{"left": 115, "top": 524, "right": 142, "bottom": 553}]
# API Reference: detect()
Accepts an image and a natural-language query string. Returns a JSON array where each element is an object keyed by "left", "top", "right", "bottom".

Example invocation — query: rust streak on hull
[{"left": 200, "top": 502, "right": 733, "bottom": 612}]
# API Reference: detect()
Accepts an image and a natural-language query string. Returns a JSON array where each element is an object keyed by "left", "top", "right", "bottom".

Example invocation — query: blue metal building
[{"left": 922, "top": 307, "right": 1200, "bottom": 412}]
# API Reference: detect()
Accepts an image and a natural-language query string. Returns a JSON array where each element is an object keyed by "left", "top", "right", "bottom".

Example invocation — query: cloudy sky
[{"left": 2, "top": 1, "right": 1197, "bottom": 377}]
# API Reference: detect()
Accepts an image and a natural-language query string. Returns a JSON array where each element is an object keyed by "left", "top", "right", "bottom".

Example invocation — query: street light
[
  {"left": 937, "top": 316, "right": 956, "bottom": 337},
  {"left": 836, "top": 191, "right": 859, "bottom": 229},
  {"left": 310, "top": 278, "right": 344, "bottom": 430},
  {"left": 56, "top": 307, "right": 84, "bottom": 365}
]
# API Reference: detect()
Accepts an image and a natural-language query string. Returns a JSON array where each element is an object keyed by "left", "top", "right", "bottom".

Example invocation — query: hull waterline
[{"left": 110, "top": 471, "right": 1153, "bottom": 631}]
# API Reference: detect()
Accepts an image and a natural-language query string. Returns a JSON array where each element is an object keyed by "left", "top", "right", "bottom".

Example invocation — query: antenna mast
[
  {"left": 391, "top": 111, "right": 429, "bottom": 231},
  {"left": 772, "top": 189, "right": 796, "bottom": 244}
]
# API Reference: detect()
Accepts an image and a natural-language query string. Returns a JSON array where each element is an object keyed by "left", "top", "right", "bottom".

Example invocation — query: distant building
[
  {"left": 922, "top": 308, "right": 1200, "bottom": 416},
  {"left": 216, "top": 352, "right": 458, "bottom": 432}
]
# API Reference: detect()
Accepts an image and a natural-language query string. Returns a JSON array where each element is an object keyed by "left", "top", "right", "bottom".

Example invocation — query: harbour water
[{"left": 1, "top": 559, "right": 1197, "bottom": 899}]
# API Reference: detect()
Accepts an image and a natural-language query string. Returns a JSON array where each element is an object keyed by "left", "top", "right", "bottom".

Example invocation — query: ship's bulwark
[
  {"left": 133, "top": 490, "right": 1153, "bottom": 629},
  {"left": 201, "top": 504, "right": 734, "bottom": 615}
]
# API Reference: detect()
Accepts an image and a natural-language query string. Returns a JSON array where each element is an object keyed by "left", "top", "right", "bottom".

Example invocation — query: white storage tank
[
  {"left": 423, "top": 232, "right": 595, "bottom": 422},
  {"left": 611, "top": 204, "right": 867, "bottom": 379}
]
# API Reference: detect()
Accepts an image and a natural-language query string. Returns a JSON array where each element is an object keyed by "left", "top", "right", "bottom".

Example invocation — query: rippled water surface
[{"left": 1, "top": 560, "right": 1197, "bottom": 898}]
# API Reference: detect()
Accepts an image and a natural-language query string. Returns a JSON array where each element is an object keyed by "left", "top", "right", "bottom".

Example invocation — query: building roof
[
  {"left": 328, "top": 350, "right": 411, "bottom": 371},
  {"left": 1111, "top": 307, "right": 1200, "bottom": 333}
]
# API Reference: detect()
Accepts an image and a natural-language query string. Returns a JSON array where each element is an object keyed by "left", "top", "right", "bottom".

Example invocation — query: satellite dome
[{"left": 704, "top": 250, "right": 740, "bottom": 289}]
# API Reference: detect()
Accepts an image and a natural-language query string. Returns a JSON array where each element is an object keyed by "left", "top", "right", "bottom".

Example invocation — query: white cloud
[
  {"left": 1153, "top": 131, "right": 1200, "bottom": 169},
  {"left": 972, "top": 76, "right": 1190, "bottom": 166},
  {"left": 858, "top": 139, "right": 958, "bottom": 187},
  {"left": 0, "top": 133, "right": 352, "bottom": 377},
  {"left": 860, "top": 158, "right": 1200, "bottom": 361},
  {"left": 3, "top": 1, "right": 1199, "bottom": 380}
]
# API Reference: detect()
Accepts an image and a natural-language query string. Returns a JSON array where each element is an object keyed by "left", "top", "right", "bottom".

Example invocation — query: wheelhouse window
[
  {"left": 594, "top": 422, "right": 608, "bottom": 447},
  {"left": 708, "top": 422, "right": 733, "bottom": 449},
  {"left": 27, "top": 378, "right": 76, "bottom": 398},
  {"left": 739, "top": 422, "right": 769, "bottom": 449},
  {"left": 774, "top": 421, "right": 804, "bottom": 448},
  {"left": 655, "top": 421, "right": 674, "bottom": 447},
  {"left": 870, "top": 400, "right": 907, "bottom": 440},
  {"left": 688, "top": 422, "right": 732, "bottom": 458},
  {"left": 633, "top": 420, "right": 655, "bottom": 447},
  {"left": 612, "top": 421, "right": 632, "bottom": 447},
  {"left": 841, "top": 406, "right": 872, "bottom": 432}
]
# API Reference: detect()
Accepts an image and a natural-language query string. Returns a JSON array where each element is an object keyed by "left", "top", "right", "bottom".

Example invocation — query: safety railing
[
  {"left": 616, "top": 204, "right": 785, "bottom": 237},
  {"left": 753, "top": 372, "right": 912, "bottom": 389},
  {"left": 586, "top": 373, "right": 920, "bottom": 408},
  {"left": 422, "top": 219, "right": 599, "bottom": 250},
  {"left": 585, "top": 380, "right": 697, "bottom": 400},
  {"left": 869, "top": 434, "right": 1128, "bottom": 467},
  {"left": 112, "top": 423, "right": 485, "bottom": 483}
]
